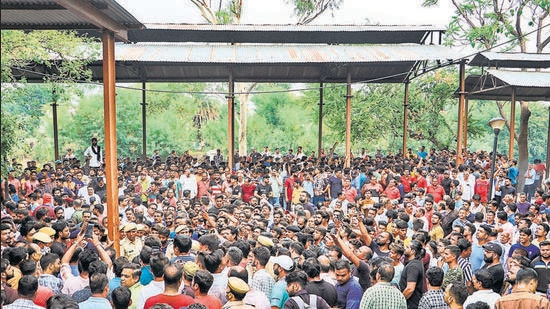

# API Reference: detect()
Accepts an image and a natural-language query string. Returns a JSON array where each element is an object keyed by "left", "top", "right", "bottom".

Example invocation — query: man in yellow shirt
[{"left": 429, "top": 212, "right": 444, "bottom": 241}]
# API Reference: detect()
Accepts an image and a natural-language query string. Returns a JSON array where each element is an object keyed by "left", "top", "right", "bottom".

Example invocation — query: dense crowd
[{"left": 1, "top": 140, "right": 550, "bottom": 309}]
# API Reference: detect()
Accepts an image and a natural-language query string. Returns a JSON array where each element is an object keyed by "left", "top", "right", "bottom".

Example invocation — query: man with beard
[
  {"left": 530, "top": 240, "right": 550, "bottom": 295},
  {"left": 298, "top": 191, "right": 315, "bottom": 215},
  {"left": 1, "top": 223, "right": 13, "bottom": 253},
  {"left": 38, "top": 253, "right": 62, "bottom": 294},
  {"left": 270, "top": 255, "right": 295, "bottom": 309},
  {"left": 494, "top": 268, "right": 550, "bottom": 309},
  {"left": 255, "top": 175, "right": 273, "bottom": 201},
  {"left": 1, "top": 258, "right": 18, "bottom": 304},
  {"left": 358, "top": 216, "right": 391, "bottom": 258},
  {"left": 50, "top": 220, "right": 69, "bottom": 259},
  {"left": 284, "top": 271, "right": 331, "bottom": 309},
  {"left": 313, "top": 210, "right": 330, "bottom": 229},
  {"left": 481, "top": 243, "right": 505, "bottom": 294},
  {"left": 400, "top": 240, "right": 425, "bottom": 309}
]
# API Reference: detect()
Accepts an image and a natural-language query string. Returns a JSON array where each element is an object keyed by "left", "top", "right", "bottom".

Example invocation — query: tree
[
  {"left": 422, "top": 0, "right": 549, "bottom": 190},
  {"left": 1, "top": 30, "right": 97, "bottom": 173},
  {"left": 188, "top": 0, "right": 342, "bottom": 156}
]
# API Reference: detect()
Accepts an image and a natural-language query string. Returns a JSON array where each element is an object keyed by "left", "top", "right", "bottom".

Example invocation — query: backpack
[{"left": 291, "top": 295, "right": 317, "bottom": 309}]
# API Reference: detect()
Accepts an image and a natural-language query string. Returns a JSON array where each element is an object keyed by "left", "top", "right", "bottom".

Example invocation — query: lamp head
[{"left": 488, "top": 117, "right": 505, "bottom": 134}]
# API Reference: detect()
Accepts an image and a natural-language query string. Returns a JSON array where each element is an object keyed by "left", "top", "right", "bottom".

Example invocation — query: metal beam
[
  {"left": 509, "top": 87, "right": 516, "bottom": 159},
  {"left": 227, "top": 74, "right": 235, "bottom": 170},
  {"left": 403, "top": 81, "right": 410, "bottom": 159},
  {"left": 103, "top": 31, "right": 120, "bottom": 256},
  {"left": 141, "top": 82, "right": 147, "bottom": 159},
  {"left": 318, "top": 83, "right": 324, "bottom": 159},
  {"left": 456, "top": 60, "right": 466, "bottom": 165},
  {"left": 345, "top": 73, "right": 352, "bottom": 168},
  {"left": 54, "top": 0, "right": 129, "bottom": 41},
  {"left": 51, "top": 90, "right": 59, "bottom": 161}
]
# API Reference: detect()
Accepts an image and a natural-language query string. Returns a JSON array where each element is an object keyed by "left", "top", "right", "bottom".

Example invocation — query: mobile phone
[{"left": 84, "top": 224, "right": 94, "bottom": 238}]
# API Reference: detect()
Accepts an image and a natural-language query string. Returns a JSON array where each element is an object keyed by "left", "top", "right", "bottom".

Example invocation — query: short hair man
[
  {"left": 494, "top": 268, "right": 550, "bottom": 308},
  {"left": 443, "top": 281, "right": 468, "bottom": 309},
  {"left": 3, "top": 275, "right": 43, "bottom": 309},
  {"left": 77, "top": 273, "right": 111, "bottom": 309},
  {"left": 418, "top": 267, "right": 447, "bottom": 309},
  {"left": 359, "top": 263, "right": 406, "bottom": 309},
  {"left": 284, "top": 271, "right": 331, "bottom": 309},
  {"left": 462, "top": 269, "right": 500, "bottom": 309}
]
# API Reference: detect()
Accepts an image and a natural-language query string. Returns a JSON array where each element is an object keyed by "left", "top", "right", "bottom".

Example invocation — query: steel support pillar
[
  {"left": 456, "top": 60, "right": 466, "bottom": 165},
  {"left": 509, "top": 88, "right": 516, "bottom": 159},
  {"left": 227, "top": 74, "right": 235, "bottom": 170},
  {"left": 345, "top": 73, "right": 352, "bottom": 168},
  {"left": 141, "top": 82, "right": 147, "bottom": 159},
  {"left": 403, "top": 82, "right": 409, "bottom": 158},
  {"left": 318, "top": 83, "right": 324, "bottom": 159}
]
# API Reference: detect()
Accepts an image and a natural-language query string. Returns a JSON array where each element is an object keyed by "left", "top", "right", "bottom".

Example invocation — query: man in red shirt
[
  {"left": 144, "top": 263, "right": 195, "bottom": 309},
  {"left": 426, "top": 179, "right": 445, "bottom": 203}
]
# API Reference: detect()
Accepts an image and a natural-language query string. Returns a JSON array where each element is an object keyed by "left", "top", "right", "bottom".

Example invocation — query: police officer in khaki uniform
[
  {"left": 120, "top": 223, "right": 143, "bottom": 261},
  {"left": 223, "top": 277, "right": 255, "bottom": 309}
]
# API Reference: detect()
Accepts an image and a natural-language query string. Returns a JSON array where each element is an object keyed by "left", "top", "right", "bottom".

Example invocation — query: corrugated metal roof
[
  {"left": 487, "top": 69, "right": 550, "bottom": 87},
  {"left": 459, "top": 70, "right": 550, "bottom": 101},
  {"left": 144, "top": 23, "right": 444, "bottom": 32},
  {"left": 123, "top": 24, "right": 444, "bottom": 44},
  {"left": 1, "top": 0, "right": 143, "bottom": 30},
  {"left": 112, "top": 43, "right": 458, "bottom": 63},
  {"left": 11, "top": 43, "right": 459, "bottom": 83},
  {"left": 469, "top": 52, "right": 550, "bottom": 69}
]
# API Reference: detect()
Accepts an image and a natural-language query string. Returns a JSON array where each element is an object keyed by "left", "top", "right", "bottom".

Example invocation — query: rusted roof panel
[
  {"left": 10, "top": 43, "right": 458, "bottom": 84},
  {"left": 469, "top": 52, "right": 550, "bottom": 69},
  {"left": 113, "top": 43, "right": 458, "bottom": 63}
]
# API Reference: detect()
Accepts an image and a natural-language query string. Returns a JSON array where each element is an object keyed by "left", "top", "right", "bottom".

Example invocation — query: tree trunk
[{"left": 517, "top": 101, "right": 531, "bottom": 193}]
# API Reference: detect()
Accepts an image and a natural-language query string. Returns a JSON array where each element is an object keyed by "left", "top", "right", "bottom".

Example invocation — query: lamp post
[{"left": 488, "top": 117, "right": 506, "bottom": 201}]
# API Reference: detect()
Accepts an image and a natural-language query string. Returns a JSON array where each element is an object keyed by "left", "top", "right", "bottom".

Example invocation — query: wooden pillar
[
  {"left": 345, "top": 73, "right": 352, "bottom": 168},
  {"left": 463, "top": 98, "right": 469, "bottom": 150},
  {"left": 402, "top": 81, "right": 409, "bottom": 158},
  {"left": 318, "top": 83, "right": 324, "bottom": 158},
  {"left": 102, "top": 31, "right": 120, "bottom": 256},
  {"left": 227, "top": 74, "right": 235, "bottom": 170},
  {"left": 141, "top": 81, "right": 147, "bottom": 160},
  {"left": 456, "top": 60, "right": 466, "bottom": 165},
  {"left": 51, "top": 90, "right": 59, "bottom": 161},
  {"left": 509, "top": 87, "right": 516, "bottom": 159},
  {"left": 546, "top": 106, "right": 550, "bottom": 179}
]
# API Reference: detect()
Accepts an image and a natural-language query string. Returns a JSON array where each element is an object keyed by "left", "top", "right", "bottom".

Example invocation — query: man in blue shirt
[
  {"left": 334, "top": 260, "right": 362, "bottom": 309},
  {"left": 78, "top": 273, "right": 112, "bottom": 309}
]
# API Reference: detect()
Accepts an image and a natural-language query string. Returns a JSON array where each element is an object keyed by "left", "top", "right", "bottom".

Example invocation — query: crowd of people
[{"left": 1, "top": 140, "right": 550, "bottom": 309}]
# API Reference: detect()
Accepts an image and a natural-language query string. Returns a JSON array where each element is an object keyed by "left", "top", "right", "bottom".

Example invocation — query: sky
[{"left": 118, "top": 0, "right": 454, "bottom": 26}]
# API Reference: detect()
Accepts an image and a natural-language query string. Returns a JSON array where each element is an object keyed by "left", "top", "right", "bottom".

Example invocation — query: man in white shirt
[
  {"left": 463, "top": 269, "right": 501, "bottom": 309},
  {"left": 84, "top": 137, "right": 103, "bottom": 169}
]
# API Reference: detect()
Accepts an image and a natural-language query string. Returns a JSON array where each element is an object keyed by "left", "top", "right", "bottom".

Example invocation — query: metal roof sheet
[
  {"left": 459, "top": 70, "right": 550, "bottom": 101},
  {"left": 487, "top": 69, "right": 550, "bottom": 87},
  {"left": 1, "top": 0, "right": 143, "bottom": 30},
  {"left": 469, "top": 52, "right": 550, "bottom": 69},
  {"left": 112, "top": 43, "right": 458, "bottom": 63},
  {"left": 10, "top": 43, "right": 458, "bottom": 84},
  {"left": 124, "top": 24, "right": 443, "bottom": 44}
]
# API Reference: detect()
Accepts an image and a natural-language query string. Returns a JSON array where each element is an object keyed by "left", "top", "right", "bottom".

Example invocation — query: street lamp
[{"left": 488, "top": 117, "right": 506, "bottom": 201}]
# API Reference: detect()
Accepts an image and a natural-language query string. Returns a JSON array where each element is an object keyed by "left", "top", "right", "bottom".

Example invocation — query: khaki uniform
[
  {"left": 120, "top": 237, "right": 143, "bottom": 261},
  {"left": 222, "top": 301, "right": 256, "bottom": 309}
]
